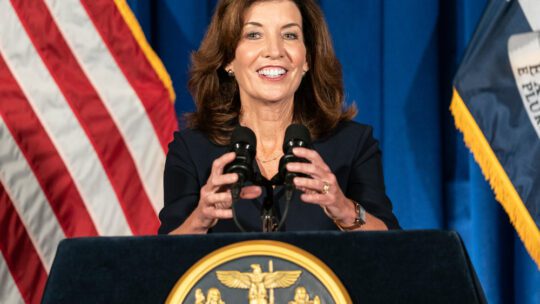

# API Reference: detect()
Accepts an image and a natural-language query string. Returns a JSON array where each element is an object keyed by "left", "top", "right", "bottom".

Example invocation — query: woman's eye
[
  {"left": 245, "top": 32, "right": 261, "bottom": 40},
  {"left": 283, "top": 32, "right": 299, "bottom": 40}
]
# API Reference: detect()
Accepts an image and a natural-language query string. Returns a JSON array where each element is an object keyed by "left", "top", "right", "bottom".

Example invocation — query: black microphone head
[
  {"left": 283, "top": 124, "right": 311, "bottom": 151},
  {"left": 225, "top": 125, "right": 256, "bottom": 186},
  {"left": 231, "top": 125, "right": 257, "bottom": 149}
]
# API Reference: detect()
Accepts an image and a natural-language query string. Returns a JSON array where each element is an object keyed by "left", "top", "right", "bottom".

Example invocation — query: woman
[{"left": 158, "top": 0, "right": 400, "bottom": 234}]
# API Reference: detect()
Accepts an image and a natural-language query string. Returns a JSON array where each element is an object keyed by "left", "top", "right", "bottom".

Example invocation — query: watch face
[
  {"left": 333, "top": 200, "right": 365, "bottom": 230},
  {"left": 357, "top": 203, "right": 366, "bottom": 224}
]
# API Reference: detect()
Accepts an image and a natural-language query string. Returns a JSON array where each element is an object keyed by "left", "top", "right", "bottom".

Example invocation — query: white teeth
[{"left": 258, "top": 68, "right": 286, "bottom": 78}]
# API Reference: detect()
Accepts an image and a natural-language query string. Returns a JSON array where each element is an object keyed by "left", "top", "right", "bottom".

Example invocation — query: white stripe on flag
[
  {"left": 0, "top": 254, "right": 25, "bottom": 304},
  {"left": 508, "top": 32, "right": 540, "bottom": 139},
  {"left": 45, "top": 0, "right": 166, "bottom": 214},
  {"left": 518, "top": 0, "right": 540, "bottom": 31},
  {"left": 0, "top": 116, "right": 65, "bottom": 271},
  {"left": 0, "top": 0, "right": 131, "bottom": 236}
]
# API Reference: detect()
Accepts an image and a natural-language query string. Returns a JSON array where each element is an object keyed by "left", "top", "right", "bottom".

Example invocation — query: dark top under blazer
[{"left": 158, "top": 121, "right": 400, "bottom": 234}]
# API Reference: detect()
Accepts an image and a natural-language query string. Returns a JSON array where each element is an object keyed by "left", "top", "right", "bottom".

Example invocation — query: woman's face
[{"left": 226, "top": 0, "right": 308, "bottom": 105}]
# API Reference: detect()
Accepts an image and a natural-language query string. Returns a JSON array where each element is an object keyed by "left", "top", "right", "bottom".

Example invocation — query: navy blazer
[{"left": 158, "top": 121, "right": 400, "bottom": 233}]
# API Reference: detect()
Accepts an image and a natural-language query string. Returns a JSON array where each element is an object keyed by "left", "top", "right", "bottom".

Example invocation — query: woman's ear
[
  {"left": 224, "top": 64, "right": 235, "bottom": 77},
  {"left": 303, "top": 62, "right": 309, "bottom": 75},
  {"left": 303, "top": 60, "right": 309, "bottom": 73}
]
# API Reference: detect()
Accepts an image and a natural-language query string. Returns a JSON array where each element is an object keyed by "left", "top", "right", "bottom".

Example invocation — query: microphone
[
  {"left": 224, "top": 126, "right": 256, "bottom": 200},
  {"left": 278, "top": 124, "right": 312, "bottom": 201}
]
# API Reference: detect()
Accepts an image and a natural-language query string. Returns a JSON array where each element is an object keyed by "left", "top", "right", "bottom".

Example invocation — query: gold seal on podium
[{"left": 166, "top": 240, "right": 351, "bottom": 304}]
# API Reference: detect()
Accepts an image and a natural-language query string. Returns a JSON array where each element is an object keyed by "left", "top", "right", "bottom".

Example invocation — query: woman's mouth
[{"left": 257, "top": 67, "right": 287, "bottom": 80}]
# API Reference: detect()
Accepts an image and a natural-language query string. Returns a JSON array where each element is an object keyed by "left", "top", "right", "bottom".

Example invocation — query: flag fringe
[
  {"left": 113, "top": 0, "right": 176, "bottom": 103},
  {"left": 450, "top": 88, "right": 540, "bottom": 268}
]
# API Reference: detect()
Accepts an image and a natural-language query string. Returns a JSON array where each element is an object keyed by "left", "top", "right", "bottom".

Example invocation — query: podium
[{"left": 41, "top": 230, "right": 486, "bottom": 303}]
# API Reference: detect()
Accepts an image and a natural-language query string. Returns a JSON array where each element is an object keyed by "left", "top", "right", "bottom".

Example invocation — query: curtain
[{"left": 127, "top": 1, "right": 540, "bottom": 302}]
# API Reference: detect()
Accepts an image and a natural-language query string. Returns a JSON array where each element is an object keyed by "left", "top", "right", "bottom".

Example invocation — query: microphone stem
[
  {"left": 284, "top": 174, "right": 295, "bottom": 202},
  {"left": 261, "top": 181, "right": 277, "bottom": 232},
  {"left": 231, "top": 183, "right": 241, "bottom": 200}
]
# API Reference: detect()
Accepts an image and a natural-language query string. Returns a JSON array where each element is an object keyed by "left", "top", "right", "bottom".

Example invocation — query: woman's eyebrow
[
  {"left": 243, "top": 21, "right": 302, "bottom": 30},
  {"left": 244, "top": 21, "right": 263, "bottom": 27},
  {"left": 282, "top": 22, "right": 302, "bottom": 30}
]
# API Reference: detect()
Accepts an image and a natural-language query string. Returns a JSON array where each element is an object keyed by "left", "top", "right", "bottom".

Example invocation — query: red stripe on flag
[
  {"left": 11, "top": 0, "right": 159, "bottom": 234},
  {"left": 0, "top": 54, "right": 97, "bottom": 238},
  {"left": 0, "top": 182, "right": 48, "bottom": 304},
  {"left": 81, "top": 0, "right": 177, "bottom": 152}
]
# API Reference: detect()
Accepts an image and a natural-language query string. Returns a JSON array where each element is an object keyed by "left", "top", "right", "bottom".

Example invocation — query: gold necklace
[{"left": 256, "top": 153, "right": 283, "bottom": 164}]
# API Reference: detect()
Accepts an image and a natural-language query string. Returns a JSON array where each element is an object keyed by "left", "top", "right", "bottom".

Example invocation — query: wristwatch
[{"left": 334, "top": 200, "right": 366, "bottom": 231}]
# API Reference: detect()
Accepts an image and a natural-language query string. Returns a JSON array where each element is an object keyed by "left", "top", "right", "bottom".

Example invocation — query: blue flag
[{"left": 451, "top": 0, "right": 540, "bottom": 267}]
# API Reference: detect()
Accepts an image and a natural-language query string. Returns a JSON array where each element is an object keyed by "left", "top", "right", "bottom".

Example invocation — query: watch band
[{"left": 334, "top": 200, "right": 366, "bottom": 231}]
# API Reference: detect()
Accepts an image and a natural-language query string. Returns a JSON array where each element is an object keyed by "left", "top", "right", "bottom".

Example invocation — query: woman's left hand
[{"left": 285, "top": 147, "right": 353, "bottom": 223}]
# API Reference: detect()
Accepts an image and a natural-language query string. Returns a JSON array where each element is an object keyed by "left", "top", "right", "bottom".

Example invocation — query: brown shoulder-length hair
[{"left": 187, "top": 0, "right": 356, "bottom": 145}]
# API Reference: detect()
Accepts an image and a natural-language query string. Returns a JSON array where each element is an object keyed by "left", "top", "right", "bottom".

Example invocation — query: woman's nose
[{"left": 262, "top": 36, "right": 284, "bottom": 59}]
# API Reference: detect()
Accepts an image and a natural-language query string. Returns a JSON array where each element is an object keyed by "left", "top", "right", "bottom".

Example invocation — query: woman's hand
[
  {"left": 286, "top": 147, "right": 387, "bottom": 230},
  {"left": 170, "top": 152, "right": 261, "bottom": 234},
  {"left": 286, "top": 148, "right": 351, "bottom": 220}
]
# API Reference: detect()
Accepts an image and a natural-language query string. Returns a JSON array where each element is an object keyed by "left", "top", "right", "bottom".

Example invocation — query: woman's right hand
[{"left": 170, "top": 152, "right": 261, "bottom": 234}]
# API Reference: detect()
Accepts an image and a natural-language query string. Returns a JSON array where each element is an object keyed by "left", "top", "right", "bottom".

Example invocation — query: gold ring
[{"left": 321, "top": 181, "right": 330, "bottom": 194}]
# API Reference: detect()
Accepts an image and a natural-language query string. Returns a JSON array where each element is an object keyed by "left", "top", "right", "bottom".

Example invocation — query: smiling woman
[
  {"left": 187, "top": 0, "right": 354, "bottom": 146},
  {"left": 159, "top": 0, "right": 400, "bottom": 235},
  {"left": 225, "top": 1, "right": 308, "bottom": 107}
]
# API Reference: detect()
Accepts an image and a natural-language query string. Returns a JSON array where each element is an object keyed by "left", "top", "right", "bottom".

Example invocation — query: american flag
[{"left": 0, "top": 0, "right": 178, "bottom": 303}]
